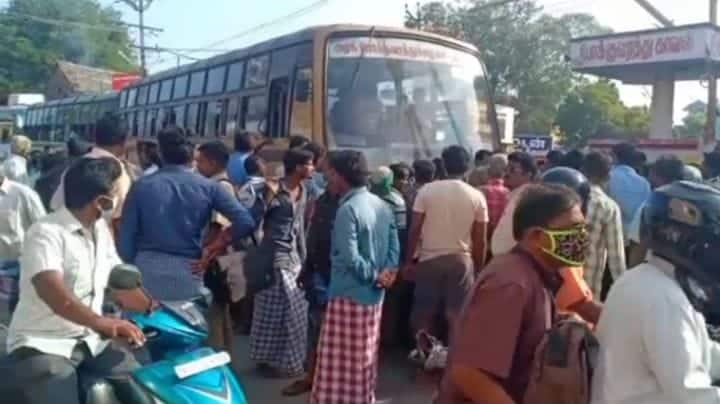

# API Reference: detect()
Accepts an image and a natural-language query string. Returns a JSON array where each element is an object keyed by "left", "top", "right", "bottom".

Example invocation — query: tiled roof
[{"left": 56, "top": 60, "right": 118, "bottom": 94}]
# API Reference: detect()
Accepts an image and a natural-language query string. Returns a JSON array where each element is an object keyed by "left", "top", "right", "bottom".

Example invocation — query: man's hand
[
  {"left": 376, "top": 269, "right": 397, "bottom": 289},
  {"left": 92, "top": 317, "right": 146, "bottom": 346},
  {"left": 400, "top": 262, "right": 416, "bottom": 281}
]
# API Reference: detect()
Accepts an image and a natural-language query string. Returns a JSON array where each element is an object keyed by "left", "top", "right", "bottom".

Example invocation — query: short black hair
[
  {"left": 562, "top": 149, "right": 585, "bottom": 171},
  {"left": 41, "top": 151, "right": 68, "bottom": 173},
  {"left": 94, "top": 113, "right": 127, "bottom": 147},
  {"left": 302, "top": 142, "right": 326, "bottom": 165},
  {"left": 513, "top": 184, "right": 581, "bottom": 240},
  {"left": 197, "top": 140, "right": 230, "bottom": 169},
  {"left": 233, "top": 130, "right": 255, "bottom": 153},
  {"left": 474, "top": 149, "right": 492, "bottom": 165},
  {"left": 329, "top": 150, "right": 369, "bottom": 188},
  {"left": 442, "top": 145, "right": 471, "bottom": 176},
  {"left": 283, "top": 148, "right": 314, "bottom": 175},
  {"left": 433, "top": 157, "right": 447, "bottom": 180},
  {"left": 390, "top": 162, "right": 412, "bottom": 181},
  {"left": 546, "top": 150, "right": 565, "bottom": 166},
  {"left": 64, "top": 157, "right": 122, "bottom": 210},
  {"left": 652, "top": 155, "right": 685, "bottom": 183},
  {"left": 413, "top": 159, "right": 436, "bottom": 184},
  {"left": 67, "top": 137, "right": 92, "bottom": 157},
  {"left": 583, "top": 151, "right": 612, "bottom": 181},
  {"left": 612, "top": 143, "right": 637, "bottom": 166},
  {"left": 244, "top": 155, "right": 264, "bottom": 177},
  {"left": 508, "top": 151, "right": 538, "bottom": 178},
  {"left": 288, "top": 135, "right": 310, "bottom": 149},
  {"left": 158, "top": 127, "right": 194, "bottom": 165},
  {"left": 143, "top": 141, "right": 162, "bottom": 168}
]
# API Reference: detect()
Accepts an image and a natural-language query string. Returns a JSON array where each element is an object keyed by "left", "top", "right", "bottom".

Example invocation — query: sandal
[{"left": 281, "top": 379, "right": 313, "bottom": 396}]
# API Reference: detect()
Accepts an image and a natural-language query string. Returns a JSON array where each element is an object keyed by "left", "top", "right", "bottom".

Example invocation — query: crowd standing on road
[{"left": 4, "top": 113, "right": 720, "bottom": 403}]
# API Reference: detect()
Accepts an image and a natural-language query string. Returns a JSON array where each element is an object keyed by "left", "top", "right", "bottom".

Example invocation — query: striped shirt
[{"left": 585, "top": 185, "right": 626, "bottom": 298}]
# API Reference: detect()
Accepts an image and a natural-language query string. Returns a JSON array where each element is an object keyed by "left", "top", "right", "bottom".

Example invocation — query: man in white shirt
[
  {"left": 1, "top": 157, "right": 146, "bottom": 404},
  {"left": 0, "top": 172, "right": 45, "bottom": 313},
  {"left": 404, "top": 145, "right": 488, "bottom": 342},
  {"left": 2, "top": 134, "right": 32, "bottom": 186},
  {"left": 592, "top": 181, "right": 720, "bottom": 404},
  {"left": 51, "top": 114, "right": 133, "bottom": 235}
]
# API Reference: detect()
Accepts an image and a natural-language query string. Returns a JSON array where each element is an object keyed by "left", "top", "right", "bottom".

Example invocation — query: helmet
[
  {"left": 683, "top": 165, "right": 703, "bottom": 182},
  {"left": 539, "top": 167, "right": 591, "bottom": 214},
  {"left": 643, "top": 181, "right": 720, "bottom": 320}
]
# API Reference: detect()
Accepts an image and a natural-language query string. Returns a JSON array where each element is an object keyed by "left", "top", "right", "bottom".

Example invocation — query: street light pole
[
  {"left": 706, "top": 0, "right": 718, "bottom": 146},
  {"left": 138, "top": 0, "right": 146, "bottom": 76}
]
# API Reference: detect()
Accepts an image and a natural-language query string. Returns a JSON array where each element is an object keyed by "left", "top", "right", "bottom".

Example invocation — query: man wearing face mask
[
  {"left": 1, "top": 158, "right": 147, "bottom": 404},
  {"left": 592, "top": 181, "right": 720, "bottom": 404},
  {"left": 438, "top": 184, "right": 589, "bottom": 404}
]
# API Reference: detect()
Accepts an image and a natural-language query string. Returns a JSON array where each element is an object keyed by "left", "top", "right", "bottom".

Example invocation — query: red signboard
[{"left": 112, "top": 74, "right": 142, "bottom": 91}]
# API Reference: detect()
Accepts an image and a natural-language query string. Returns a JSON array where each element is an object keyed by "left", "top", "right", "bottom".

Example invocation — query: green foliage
[
  {"left": 555, "top": 79, "right": 650, "bottom": 147},
  {"left": 405, "top": 0, "right": 611, "bottom": 133},
  {"left": 674, "top": 102, "right": 706, "bottom": 138},
  {"left": 0, "top": 0, "right": 137, "bottom": 97}
]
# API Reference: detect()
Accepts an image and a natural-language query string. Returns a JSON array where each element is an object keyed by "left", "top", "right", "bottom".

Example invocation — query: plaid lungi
[
  {"left": 311, "top": 297, "right": 383, "bottom": 404},
  {"left": 249, "top": 266, "right": 308, "bottom": 374},
  {"left": 135, "top": 250, "right": 202, "bottom": 301}
]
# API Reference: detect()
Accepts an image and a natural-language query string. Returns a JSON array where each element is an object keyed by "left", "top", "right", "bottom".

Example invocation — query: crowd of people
[{"left": 2, "top": 111, "right": 720, "bottom": 403}]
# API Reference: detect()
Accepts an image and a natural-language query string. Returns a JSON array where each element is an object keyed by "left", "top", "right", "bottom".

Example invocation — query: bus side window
[
  {"left": 290, "top": 67, "right": 312, "bottom": 139},
  {"left": 243, "top": 95, "right": 267, "bottom": 134},
  {"left": 268, "top": 77, "right": 289, "bottom": 139}
]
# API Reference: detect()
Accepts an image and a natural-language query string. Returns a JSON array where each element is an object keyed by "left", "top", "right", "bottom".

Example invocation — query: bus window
[
  {"left": 207, "top": 65, "right": 227, "bottom": 94},
  {"left": 148, "top": 82, "right": 160, "bottom": 104},
  {"left": 137, "top": 86, "right": 148, "bottom": 106},
  {"left": 187, "top": 103, "right": 199, "bottom": 136},
  {"left": 197, "top": 103, "right": 207, "bottom": 136},
  {"left": 146, "top": 109, "right": 158, "bottom": 137},
  {"left": 159, "top": 79, "right": 173, "bottom": 102},
  {"left": 226, "top": 97, "right": 241, "bottom": 134},
  {"left": 268, "top": 78, "right": 289, "bottom": 138},
  {"left": 173, "top": 75, "right": 189, "bottom": 100},
  {"left": 127, "top": 88, "right": 137, "bottom": 107},
  {"left": 205, "top": 100, "right": 224, "bottom": 137},
  {"left": 227, "top": 62, "right": 244, "bottom": 91},
  {"left": 189, "top": 71, "right": 206, "bottom": 97},
  {"left": 245, "top": 55, "right": 269, "bottom": 88},
  {"left": 244, "top": 95, "right": 267, "bottom": 133},
  {"left": 130, "top": 111, "right": 138, "bottom": 137},
  {"left": 138, "top": 110, "right": 146, "bottom": 137},
  {"left": 290, "top": 67, "right": 312, "bottom": 139},
  {"left": 174, "top": 105, "right": 186, "bottom": 128},
  {"left": 120, "top": 91, "right": 128, "bottom": 108}
]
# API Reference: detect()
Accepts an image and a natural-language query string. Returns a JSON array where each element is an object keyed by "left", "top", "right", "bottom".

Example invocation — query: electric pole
[
  {"left": 632, "top": 0, "right": 674, "bottom": 27},
  {"left": 118, "top": 0, "right": 155, "bottom": 76},
  {"left": 707, "top": 0, "right": 718, "bottom": 146}
]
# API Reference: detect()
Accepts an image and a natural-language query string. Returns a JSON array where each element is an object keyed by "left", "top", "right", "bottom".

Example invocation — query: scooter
[{"left": 85, "top": 264, "right": 248, "bottom": 404}]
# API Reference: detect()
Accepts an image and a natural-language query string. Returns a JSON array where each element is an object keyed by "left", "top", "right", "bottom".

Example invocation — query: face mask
[
  {"left": 97, "top": 196, "right": 116, "bottom": 223},
  {"left": 540, "top": 226, "right": 589, "bottom": 267}
]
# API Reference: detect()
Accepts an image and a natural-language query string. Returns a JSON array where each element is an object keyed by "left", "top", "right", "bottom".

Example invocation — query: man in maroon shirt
[{"left": 438, "top": 184, "right": 589, "bottom": 404}]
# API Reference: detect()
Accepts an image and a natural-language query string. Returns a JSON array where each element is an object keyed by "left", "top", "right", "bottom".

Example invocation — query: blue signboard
[{"left": 515, "top": 134, "right": 553, "bottom": 155}]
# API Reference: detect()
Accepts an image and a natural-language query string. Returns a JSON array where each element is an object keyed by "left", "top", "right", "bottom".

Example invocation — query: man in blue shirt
[
  {"left": 608, "top": 143, "right": 650, "bottom": 241},
  {"left": 118, "top": 127, "right": 256, "bottom": 301},
  {"left": 226, "top": 130, "right": 257, "bottom": 186},
  {"left": 311, "top": 150, "right": 399, "bottom": 404}
]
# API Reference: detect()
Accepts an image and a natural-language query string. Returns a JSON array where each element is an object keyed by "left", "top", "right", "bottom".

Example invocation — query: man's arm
[
  {"left": 471, "top": 220, "right": 487, "bottom": 270},
  {"left": 385, "top": 211, "right": 400, "bottom": 270},
  {"left": 211, "top": 182, "right": 256, "bottom": 241},
  {"left": 642, "top": 294, "right": 720, "bottom": 401},
  {"left": 605, "top": 204, "right": 626, "bottom": 279},
  {"left": 450, "top": 365, "right": 515, "bottom": 404},
  {"left": 117, "top": 183, "right": 140, "bottom": 263},
  {"left": 404, "top": 212, "right": 424, "bottom": 267},
  {"left": 334, "top": 206, "right": 374, "bottom": 283},
  {"left": 20, "top": 187, "right": 46, "bottom": 228}
]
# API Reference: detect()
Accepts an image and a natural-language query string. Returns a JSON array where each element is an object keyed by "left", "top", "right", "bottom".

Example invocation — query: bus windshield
[{"left": 326, "top": 36, "right": 492, "bottom": 165}]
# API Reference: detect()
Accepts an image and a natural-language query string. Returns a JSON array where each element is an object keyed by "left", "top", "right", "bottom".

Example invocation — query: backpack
[{"left": 522, "top": 315, "right": 599, "bottom": 404}]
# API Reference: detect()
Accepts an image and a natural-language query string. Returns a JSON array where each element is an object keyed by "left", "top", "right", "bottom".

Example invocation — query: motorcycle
[{"left": 85, "top": 264, "right": 248, "bottom": 404}]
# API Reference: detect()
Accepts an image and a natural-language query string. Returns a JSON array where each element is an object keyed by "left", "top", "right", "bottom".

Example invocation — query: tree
[
  {"left": 405, "top": 1, "right": 611, "bottom": 133},
  {"left": 674, "top": 101, "right": 706, "bottom": 138},
  {"left": 0, "top": 0, "right": 137, "bottom": 97},
  {"left": 555, "top": 79, "right": 650, "bottom": 146}
]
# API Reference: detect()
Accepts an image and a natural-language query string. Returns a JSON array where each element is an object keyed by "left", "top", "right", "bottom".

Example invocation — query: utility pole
[
  {"left": 632, "top": 0, "right": 674, "bottom": 27},
  {"left": 706, "top": 0, "right": 718, "bottom": 146},
  {"left": 118, "top": 0, "right": 154, "bottom": 76}
]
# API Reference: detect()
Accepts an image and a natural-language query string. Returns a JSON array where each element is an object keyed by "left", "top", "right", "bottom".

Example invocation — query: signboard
[
  {"left": 328, "top": 37, "right": 475, "bottom": 66},
  {"left": 515, "top": 134, "right": 553, "bottom": 155},
  {"left": 112, "top": 74, "right": 142, "bottom": 91},
  {"left": 569, "top": 25, "right": 720, "bottom": 69}
]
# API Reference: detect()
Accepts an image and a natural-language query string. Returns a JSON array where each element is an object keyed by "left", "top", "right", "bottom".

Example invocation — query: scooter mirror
[{"left": 109, "top": 264, "right": 143, "bottom": 290}]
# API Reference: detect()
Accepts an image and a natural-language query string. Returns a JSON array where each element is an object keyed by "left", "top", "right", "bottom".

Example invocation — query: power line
[
  {"left": 1, "top": 10, "right": 163, "bottom": 33},
  {"left": 203, "top": 0, "right": 329, "bottom": 49}
]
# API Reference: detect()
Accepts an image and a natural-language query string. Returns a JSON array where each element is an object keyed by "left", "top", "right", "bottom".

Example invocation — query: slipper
[{"left": 281, "top": 379, "right": 313, "bottom": 396}]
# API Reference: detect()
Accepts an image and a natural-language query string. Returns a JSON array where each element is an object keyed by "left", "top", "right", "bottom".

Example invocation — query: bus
[
  {"left": 23, "top": 93, "right": 118, "bottom": 148},
  {"left": 23, "top": 25, "right": 499, "bottom": 166}
]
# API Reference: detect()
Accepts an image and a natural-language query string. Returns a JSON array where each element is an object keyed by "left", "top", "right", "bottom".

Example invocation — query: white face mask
[{"left": 98, "top": 196, "right": 116, "bottom": 223}]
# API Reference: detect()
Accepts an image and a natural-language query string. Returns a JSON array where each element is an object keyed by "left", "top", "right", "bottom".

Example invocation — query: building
[{"left": 46, "top": 61, "right": 119, "bottom": 100}]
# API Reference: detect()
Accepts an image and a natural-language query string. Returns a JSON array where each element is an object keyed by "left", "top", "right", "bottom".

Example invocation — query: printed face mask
[
  {"left": 540, "top": 226, "right": 589, "bottom": 267},
  {"left": 97, "top": 196, "right": 116, "bottom": 223}
]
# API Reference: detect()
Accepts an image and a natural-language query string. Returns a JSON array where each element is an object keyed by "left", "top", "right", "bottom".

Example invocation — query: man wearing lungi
[
  {"left": 311, "top": 150, "right": 400, "bottom": 404},
  {"left": 404, "top": 145, "right": 488, "bottom": 344}
]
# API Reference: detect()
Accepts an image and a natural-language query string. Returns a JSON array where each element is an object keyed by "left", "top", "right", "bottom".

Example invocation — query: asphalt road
[{"left": 233, "top": 335, "right": 436, "bottom": 404}]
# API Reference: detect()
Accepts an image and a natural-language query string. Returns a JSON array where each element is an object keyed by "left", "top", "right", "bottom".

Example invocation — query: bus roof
[{"left": 129, "top": 24, "right": 480, "bottom": 87}]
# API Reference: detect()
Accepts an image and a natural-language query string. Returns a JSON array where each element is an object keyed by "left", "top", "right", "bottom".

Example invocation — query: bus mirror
[{"left": 295, "top": 79, "right": 311, "bottom": 103}]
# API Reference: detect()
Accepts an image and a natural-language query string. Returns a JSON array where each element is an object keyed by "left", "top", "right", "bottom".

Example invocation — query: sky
[{"left": 108, "top": 0, "right": 713, "bottom": 122}]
